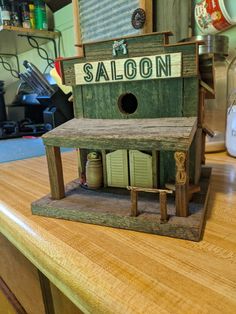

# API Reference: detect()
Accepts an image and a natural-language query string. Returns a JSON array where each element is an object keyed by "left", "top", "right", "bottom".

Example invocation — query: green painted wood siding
[{"left": 60, "top": 33, "right": 200, "bottom": 186}]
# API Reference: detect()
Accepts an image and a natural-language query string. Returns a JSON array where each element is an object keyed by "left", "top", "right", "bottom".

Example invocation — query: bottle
[
  {"left": 0, "top": 0, "right": 11, "bottom": 26},
  {"left": 20, "top": 1, "right": 30, "bottom": 28},
  {"left": 34, "top": 0, "right": 47, "bottom": 30},
  {"left": 28, "top": 1, "right": 35, "bottom": 28},
  {"left": 9, "top": 0, "right": 21, "bottom": 27}
]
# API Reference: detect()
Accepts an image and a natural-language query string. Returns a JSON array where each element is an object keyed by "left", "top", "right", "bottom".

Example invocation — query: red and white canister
[{"left": 195, "top": 0, "right": 236, "bottom": 34}]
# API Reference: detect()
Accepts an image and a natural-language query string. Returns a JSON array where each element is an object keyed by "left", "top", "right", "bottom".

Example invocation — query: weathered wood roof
[{"left": 43, "top": 117, "right": 197, "bottom": 151}]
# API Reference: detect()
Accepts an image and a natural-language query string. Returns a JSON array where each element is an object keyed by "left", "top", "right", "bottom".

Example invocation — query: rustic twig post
[
  {"left": 130, "top": 189, "right": 138, "bottom": 217},
  {"left": 159, "top": 192, "right": 168, "bottom": 223}
]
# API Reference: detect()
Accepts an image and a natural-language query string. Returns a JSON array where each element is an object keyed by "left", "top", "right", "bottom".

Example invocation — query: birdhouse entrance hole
[{"left": 118, "top": 93, "right": 138, "bottom": 114}]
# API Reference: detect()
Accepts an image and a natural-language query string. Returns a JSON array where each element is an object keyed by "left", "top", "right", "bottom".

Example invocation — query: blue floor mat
[{"left": 0, "top": 137, "right": 73, "bottom": 163}]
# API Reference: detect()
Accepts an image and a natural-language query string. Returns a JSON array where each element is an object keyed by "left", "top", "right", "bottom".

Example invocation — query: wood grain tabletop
[{"left": 0, "top": 151, "right": 235, "bottom": 313}]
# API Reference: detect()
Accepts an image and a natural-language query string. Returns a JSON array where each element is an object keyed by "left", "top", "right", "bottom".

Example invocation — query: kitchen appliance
[
  {"left": 19, "top": 60, "right": 74, "bottom": 130},
  {"left": 0, "top": 61, "right": 73, "bottom": 139},
  {"left": 0, "top": 80, "right": 7, "bottom": 122},
  {"left": 180, "top": 35, "right": 229, "bottom": 152},
  {"left": 201, "top": 35, "right": 229, "bottom": 152}
]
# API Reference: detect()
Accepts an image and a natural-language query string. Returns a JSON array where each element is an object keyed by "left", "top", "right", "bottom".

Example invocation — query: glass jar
[
  {"left": 228, "top": 55, "right": 236, "bottom": 98},
  {"left": 226, "top": 54, "right": 236, "bottom": 157},
  {"left": 0, "top": 0, "right": 11, "bottom": 26}
]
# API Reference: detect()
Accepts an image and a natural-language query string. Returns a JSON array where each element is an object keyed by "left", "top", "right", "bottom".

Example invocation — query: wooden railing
[{"left": 127, "top": 186, "right": 173, "bottom": 223}]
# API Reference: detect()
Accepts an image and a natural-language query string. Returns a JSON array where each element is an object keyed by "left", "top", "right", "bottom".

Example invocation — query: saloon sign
[{"left": 74, "top": 53, "right": 182, "bottom": 85}]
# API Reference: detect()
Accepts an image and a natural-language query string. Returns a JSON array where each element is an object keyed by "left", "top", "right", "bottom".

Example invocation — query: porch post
[
  {"left": 45, "top": 145, "right": 65, "bottom": 200},
  {"left": 174, "top": 151, "right": 189, "bottom": 217}
]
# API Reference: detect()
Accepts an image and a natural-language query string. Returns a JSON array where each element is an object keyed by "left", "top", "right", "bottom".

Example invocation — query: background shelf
[{"left": 0, "top": 25, "right": 60, "bottom": 55}]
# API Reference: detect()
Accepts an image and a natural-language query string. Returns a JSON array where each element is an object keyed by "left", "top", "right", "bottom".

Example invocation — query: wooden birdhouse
[{"left": 32, "top": 32, "right": 211, "bottom": 241}]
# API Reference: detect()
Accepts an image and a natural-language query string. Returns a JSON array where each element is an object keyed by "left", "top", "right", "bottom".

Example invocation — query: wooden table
[{"left": 0, "top": 151, "right": 236, "bottom": 313}]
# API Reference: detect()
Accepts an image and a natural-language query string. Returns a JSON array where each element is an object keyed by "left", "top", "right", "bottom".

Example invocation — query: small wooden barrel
[{"left": 86, "top": 158, "right": 103, "bottom": 189}]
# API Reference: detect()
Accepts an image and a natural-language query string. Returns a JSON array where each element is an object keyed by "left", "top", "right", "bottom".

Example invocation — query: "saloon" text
[{"left": 74, "top": 53, "right": 182, "bottom": 85}]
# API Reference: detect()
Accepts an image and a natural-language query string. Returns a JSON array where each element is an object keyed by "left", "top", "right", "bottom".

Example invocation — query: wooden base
[{"left": 31, "top": 167, "right": 211, "bottom": 241}]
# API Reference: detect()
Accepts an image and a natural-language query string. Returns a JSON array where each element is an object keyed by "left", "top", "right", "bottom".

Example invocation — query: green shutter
[
  {"left": 106, "top": 150, "right": 129, "bottom": 188},
  {"left": 129, "top": 150, "right": 153, "bottom": 188}
]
